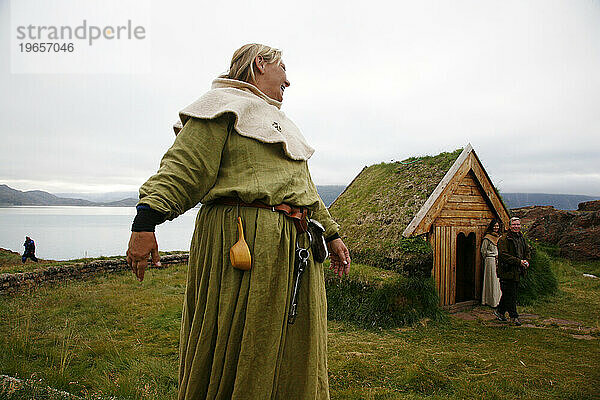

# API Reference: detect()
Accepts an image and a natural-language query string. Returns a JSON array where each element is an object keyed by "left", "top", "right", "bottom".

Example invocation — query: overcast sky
[{"left": 1, "top": 0, "right": 599, "bottom": 196}]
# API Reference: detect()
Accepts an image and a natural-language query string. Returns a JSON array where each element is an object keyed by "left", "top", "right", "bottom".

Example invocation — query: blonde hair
[{"left": 219, "top": 43, "right": 282, "bottom": 84}]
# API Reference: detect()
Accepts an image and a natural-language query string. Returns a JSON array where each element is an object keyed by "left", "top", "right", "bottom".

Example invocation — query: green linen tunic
[{"left": 137, "top": 113, "right": 339, "bottom": 400}]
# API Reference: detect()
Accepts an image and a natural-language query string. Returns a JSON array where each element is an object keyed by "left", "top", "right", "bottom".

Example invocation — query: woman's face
[
  {"left": 493, "top": 223, "right": 500, "bottom": 233},
  {"left": 255, "top": 57, "right": 290, "bottom": 102}
]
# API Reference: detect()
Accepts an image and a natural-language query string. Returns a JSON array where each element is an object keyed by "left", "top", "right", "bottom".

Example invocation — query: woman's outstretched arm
[{"left": 126, "top": 114, "right": 231, "bottom": 281}]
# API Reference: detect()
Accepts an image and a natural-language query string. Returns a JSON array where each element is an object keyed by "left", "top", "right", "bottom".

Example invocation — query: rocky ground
[
  {"left": 511, "top": 200, "right": 600, "bottom": 261},
  {"left": 454, "top": 306, "right": 599, "bottom": 341}
]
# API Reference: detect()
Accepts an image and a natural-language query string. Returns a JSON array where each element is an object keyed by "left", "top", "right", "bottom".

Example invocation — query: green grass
[
  {"left": 327, "top": 316, "right": 598, "bottom": 399},
  {"left": 518, "top": 243, "right": 558, "bottom": 305},
  {"left": 521, "top": 256, "right": 600, "bottom": 328},
  {"left": 1, "top": 254, "right": 599, "bottom": 399},
  {"left": 0, "top": 264, "right": 185, "bottom": 399},
  {"left": 572, "top": 259, "right": 600, "bottom": 277},
  {"left": 325, "top": 263, "right": 444, "bottom": 328}
]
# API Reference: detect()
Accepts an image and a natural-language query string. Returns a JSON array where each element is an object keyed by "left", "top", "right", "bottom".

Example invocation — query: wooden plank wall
[
  {"left": 431, "top": 172, "right": 497, "bottom": 306},
  {"left": 432, "top": 226, "right": 452, "bottom": 305},
  {"left": 439, "top": 173, "right": 495, "bottom": 222}
]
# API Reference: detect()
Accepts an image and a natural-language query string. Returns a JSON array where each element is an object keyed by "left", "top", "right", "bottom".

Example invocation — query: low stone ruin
[{"left": 0, "top": 254, "right": 189, "bottom": 294}]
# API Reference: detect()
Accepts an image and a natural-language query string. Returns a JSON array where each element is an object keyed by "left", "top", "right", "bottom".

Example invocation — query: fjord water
[{"left": 0, "top": 206, "right": 197, "bottom": 260}]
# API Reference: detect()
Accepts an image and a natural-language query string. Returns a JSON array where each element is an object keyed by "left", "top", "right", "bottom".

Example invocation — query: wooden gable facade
[{"left": 403, "top": 144, "right": 510, "bottom": 307}]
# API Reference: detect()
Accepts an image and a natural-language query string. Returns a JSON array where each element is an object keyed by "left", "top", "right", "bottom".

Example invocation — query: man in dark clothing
[
  {"left": 495, "top": 217, "right": 530, "bottom": 326},
  {"left": 22, "top": 236, "right": 39, "bottom": 263}
]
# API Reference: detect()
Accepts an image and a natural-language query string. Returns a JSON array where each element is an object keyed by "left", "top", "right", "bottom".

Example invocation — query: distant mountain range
[
  {"left": 0, "top": 184, "right": 347, "bottom": 207},
  {"left": 2, "top": 184, "right": 597, "bottom": 210},
  {"left": 315, "top": 185, "right": 346, "bottom": 206},
  {"left": 54, "top": 185, "right": 347, "bottom": 207},
  {"left": 0, "top": 185, "right": 137, "bottom": 207},
  {"left": 54, "top": 191, "right": 139, "bottom": 203}
]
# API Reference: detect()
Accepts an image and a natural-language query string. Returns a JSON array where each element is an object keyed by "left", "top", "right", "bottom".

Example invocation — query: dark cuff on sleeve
[
  {"left": 132, "top": 204, "right": 166, "bottom": 232},
  {"left": 325, "top": 233, "right": 340, "bottom": 243}
]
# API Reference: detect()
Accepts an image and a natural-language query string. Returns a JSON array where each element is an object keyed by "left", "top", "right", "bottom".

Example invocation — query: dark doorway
[{"left": 456, "top": 232, "right": 476, "bottom": 302}]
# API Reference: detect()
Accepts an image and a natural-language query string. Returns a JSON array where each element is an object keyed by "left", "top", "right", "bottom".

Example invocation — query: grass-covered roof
[{"left": 329, "top": 148, "right": 463, "bottom": 272}]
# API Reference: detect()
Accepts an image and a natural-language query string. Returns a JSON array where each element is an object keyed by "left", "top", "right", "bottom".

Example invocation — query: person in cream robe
[{"left": 481, "top": 219, "right": 502, "bottom": 307}]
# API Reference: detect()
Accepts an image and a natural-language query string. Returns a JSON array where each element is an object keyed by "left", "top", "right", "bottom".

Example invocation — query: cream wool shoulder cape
[{"left": 173, "top": 78, "right": 315, "bottom": 161}]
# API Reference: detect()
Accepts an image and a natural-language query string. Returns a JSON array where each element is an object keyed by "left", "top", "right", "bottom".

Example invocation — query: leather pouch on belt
[{"left": 308, "top": 219, "right": 328, "bottom": 263}]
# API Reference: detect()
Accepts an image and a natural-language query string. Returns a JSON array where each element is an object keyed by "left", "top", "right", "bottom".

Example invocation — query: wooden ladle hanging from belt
[{"left": 230, "top": 216, "right": 252, "bottom": 270}]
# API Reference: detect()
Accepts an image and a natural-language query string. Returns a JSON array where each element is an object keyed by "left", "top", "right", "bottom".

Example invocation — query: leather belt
[{"left": 212, "top": 197, "right": 309, "bottom": 233}]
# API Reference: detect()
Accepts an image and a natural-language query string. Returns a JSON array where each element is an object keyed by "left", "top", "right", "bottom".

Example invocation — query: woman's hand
[
  {"left": 327, "top": 238, "right": 351, "bottom": 277},
  {"left": 126, "top": 231, "right": 161, "bottom": 282}
]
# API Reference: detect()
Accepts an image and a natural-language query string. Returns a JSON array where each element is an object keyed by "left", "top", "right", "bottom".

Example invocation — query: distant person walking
[
  {"left": 495, "top": 217, "right": 530, "bottom": 326},
  {"left": 22, "top": 236, "right": 38, "bottom": 263},
  {"left": 481, "top": 219, "right": 502, "bottom": 308}
]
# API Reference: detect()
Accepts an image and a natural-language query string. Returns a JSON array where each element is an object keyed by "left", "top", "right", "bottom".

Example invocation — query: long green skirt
[{"left": 178, "top": 203, "right": 329, "bottom": 400}]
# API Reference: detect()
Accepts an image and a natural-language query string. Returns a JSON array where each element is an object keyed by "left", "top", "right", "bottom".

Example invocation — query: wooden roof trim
[
  {"left": 409, "top": 154, "right": 472, "bottom": 236},
  {"left": 468, "top": 151, "right": 511, "bottom": 225},
  {"left": 403, "top": 144, "right": 512, "bottom": 237},
  {"left": 403, "top": 144, "right": 473, "bottom": 237}
]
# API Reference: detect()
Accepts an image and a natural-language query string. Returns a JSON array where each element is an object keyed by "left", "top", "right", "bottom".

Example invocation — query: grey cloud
[{"left": 1, "top": 0, "right": 599, "bottom": 196}]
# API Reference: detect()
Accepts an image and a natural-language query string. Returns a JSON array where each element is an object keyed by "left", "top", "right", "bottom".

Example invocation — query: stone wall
[
  {"left": 0, "top": 374, "right": 83, "bottom": 399},
  {"left": 0, "top": 254, "right": 189, "bottom": 295}
]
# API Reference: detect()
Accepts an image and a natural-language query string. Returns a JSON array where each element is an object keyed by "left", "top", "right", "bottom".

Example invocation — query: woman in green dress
[{"left": 126, "top": 43, "right": 351, "bottom": 400}]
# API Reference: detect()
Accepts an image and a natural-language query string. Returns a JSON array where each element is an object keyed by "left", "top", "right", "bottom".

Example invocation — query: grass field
[{"left": 1, "top": 255, "right": 598, "bottom": 399}]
